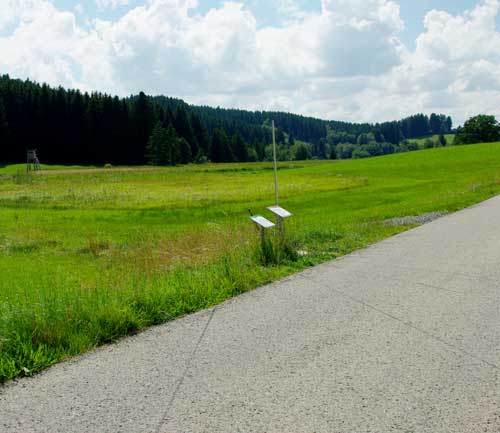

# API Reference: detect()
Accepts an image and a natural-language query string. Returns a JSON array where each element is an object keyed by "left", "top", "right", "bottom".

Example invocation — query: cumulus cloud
[
  {"left": 389, "top": 0, "right": 500, "bottom": 123},
  {"left": 1, "top": 0, "right": 500, "bottom": 124},
  {"left": 0, "top": 0, "right": 112, "bottom": 90}
]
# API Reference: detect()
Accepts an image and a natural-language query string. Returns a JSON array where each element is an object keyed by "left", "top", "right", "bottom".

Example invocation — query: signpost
[
  {"left": 267, "top": 205, "right": 292, "bottom": 237},
  {"left": 250, "top": 215, "right": 275, "bottom": 245},
  {"left": 249, "top": 120, "right": 292, "bottom": 246}
]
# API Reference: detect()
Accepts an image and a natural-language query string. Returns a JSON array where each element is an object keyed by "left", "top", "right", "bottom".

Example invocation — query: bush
[
  {"left": 407, "top": 142, "right": 419, "bottom": 151},
  {"left": 352, "top": 148, "right": 371, "bottom": 159},
  {"left": 293, "top": 143, "right": 310, "bottom": 161},
  {"left": 335, "top": 143, "right": 356, "bottom": 159}
]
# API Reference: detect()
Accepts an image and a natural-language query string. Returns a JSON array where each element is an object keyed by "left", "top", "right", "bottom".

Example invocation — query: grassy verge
[{"left": 1, "top": 143, "right": 500, "bottom": 382}]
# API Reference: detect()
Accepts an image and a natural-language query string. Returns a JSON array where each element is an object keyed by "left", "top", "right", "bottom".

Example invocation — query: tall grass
[{"left": 2, "top": 143, "right": 500, "bottom": 382}]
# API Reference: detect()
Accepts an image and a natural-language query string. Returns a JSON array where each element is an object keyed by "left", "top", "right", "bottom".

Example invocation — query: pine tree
[
  {"left": 232, "top": 133, "right": 248, "bottom": 162},
  {"left": 429, "top": 113, "right": 441, "bottom": 135},
  {"left": 211, "top": 128, "right": 234, "bottom": 162},
  {"left": 190, "top": 113, "right": 209, "bottom": 156},
  {"left": 174, "top": 106, "right": 197, "bottom": 160},
  {"left": 145, "top": 121, "right": 168, "bottom": 165},
  {"left": 179, "top": 137, "right": 192, "bottom": 164},
  {"left": 164, "top": 124, "right": 181, "bottom": 165},
  {"left": 276, "top": 129, "right": 285, "bottom": 145},
  {"left": 0, "top": 95, "right": 9, "bottom": 144},
  {"left": 445, "top": 116, "right": 453, "bottom": 133},
  {"left": 439, "top": 134, "right": 446, "bottom": 147},
  {"left": 133, "top": 92, "right": 154, "bottom": 163}
]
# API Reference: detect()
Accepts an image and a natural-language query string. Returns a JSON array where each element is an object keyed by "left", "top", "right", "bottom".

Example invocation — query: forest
[{"left": 0, "top": 75, "right": 453, "bottom": 165}]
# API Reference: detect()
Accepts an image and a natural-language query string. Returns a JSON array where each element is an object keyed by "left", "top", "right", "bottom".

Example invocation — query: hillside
[{"left": 0, "top": 75, "right": 453, "bottom": 165}]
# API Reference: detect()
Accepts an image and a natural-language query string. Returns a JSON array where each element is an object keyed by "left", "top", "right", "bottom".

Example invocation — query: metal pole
[
  {"left": 272, "top": 120, "right": 279, "bottom": 206},
  {"left": 277, "top": 215, "right": 283, "bottom": 238}
]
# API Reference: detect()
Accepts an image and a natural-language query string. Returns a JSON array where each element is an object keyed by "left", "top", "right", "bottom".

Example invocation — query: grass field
[
  {"left": 2, "top": 143, "right": 500, "bottom": 383},
  {"left": 407, "top": 134, "right": 455, "bottom": 147}
]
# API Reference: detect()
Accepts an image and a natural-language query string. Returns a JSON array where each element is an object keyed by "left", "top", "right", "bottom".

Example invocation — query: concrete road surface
[{"left": 2, "top": 197, "right": 500, "bottom": 433}]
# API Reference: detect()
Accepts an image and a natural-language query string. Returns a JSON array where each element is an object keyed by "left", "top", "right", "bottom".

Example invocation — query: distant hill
[{"left": 0, "top": 74, "right": 453, "bottom": 165}]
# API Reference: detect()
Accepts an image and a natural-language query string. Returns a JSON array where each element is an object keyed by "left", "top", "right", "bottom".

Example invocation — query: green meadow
[
  {"left": 2, "top": 143, "right": 500, "bottom": 383},
  {"left": 407, "top": 134, "right": 455, "bottom": 147}
]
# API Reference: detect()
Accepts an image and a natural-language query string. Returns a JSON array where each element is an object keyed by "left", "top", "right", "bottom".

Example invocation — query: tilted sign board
[
  {"left": 267, "top": 206, "right": 292, "bottom": 219},
  {"left": 250, "top": 215, "right": 275, "bottom": 229}
]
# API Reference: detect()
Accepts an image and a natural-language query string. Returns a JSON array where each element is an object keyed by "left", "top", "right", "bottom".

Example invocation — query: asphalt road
[{"left": 2, "top": 197, "right": 500, "bottom": 433}]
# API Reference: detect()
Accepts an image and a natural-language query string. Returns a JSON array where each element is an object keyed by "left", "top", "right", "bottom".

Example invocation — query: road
[{"left": 2, "top": 197, "right": 500, "bottom": 432}]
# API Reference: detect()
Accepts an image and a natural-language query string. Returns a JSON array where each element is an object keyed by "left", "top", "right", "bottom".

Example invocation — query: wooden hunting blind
[{"left": 27, "top": 150, "right": 41, "bottom": 172}]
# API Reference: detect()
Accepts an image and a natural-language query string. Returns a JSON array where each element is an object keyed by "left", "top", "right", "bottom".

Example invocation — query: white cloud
[
  {"left": 1, "top": 0, "right": 500, "bottom": 124},
  {"left": 95, "top": 0, "right": 130, "bottom": 10},
  {"left": 0, "top": 0, "right": 112, "bottom": 90}
]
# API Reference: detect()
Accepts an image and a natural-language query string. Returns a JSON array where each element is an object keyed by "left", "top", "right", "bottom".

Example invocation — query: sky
[{"left": 1, "top": 0, "right": 500, "bottom": 125}]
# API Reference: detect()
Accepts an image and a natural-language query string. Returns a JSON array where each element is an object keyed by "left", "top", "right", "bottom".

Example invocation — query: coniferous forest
[{"left": 0, "top": 75, "right": 454, "bottom": 165}]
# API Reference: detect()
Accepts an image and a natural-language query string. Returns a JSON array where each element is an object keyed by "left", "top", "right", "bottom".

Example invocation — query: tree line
[{"left": 0, "top": 75, "right": 455, "bottom": 165}]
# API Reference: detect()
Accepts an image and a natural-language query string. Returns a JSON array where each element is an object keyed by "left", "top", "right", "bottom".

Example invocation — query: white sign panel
[
  {"left": 250, "top": 215, "right": 275, "bottom": 229},
  {"left": 267, "top": 206, "right": 292, "bottom": 218}
]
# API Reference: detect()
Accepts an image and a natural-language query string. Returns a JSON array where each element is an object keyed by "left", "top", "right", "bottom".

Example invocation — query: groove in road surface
[
  {"left": 154, "top": 307, "right": 217, "bottom": 433},
  {"left": 301, "top": 275, "right": 500, "bottom": 372}
]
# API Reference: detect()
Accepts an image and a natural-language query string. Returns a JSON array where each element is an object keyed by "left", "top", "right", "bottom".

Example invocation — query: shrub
[{"left": 352, "top": 148, "right": 371, "bottom": 159}]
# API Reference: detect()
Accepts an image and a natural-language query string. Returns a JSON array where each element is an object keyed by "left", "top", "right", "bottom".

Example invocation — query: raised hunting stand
[{"left": 27, "top": 150, "right": 42, "bottom": 173}]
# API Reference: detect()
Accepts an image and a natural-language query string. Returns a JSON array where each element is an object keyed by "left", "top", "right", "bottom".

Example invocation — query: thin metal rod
[
  {"left": 272, "top": 120, "right": 279, "bottom": 206},
  {"left": 277, "top": 216, "right": 283, "bottom": 238}
]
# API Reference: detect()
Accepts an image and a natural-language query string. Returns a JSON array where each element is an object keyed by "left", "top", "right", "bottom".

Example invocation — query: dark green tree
[
  {"left": 211, "top": 128, "right": 234, "bottom": 162},
  {"left": 455, "top": 115, "right": 500, "bottom": 145},
  {"left": 190, "top": 113, "right": 209, "bottom": 155},
  {"left": 145, "top": 121, "right": 168, "bottom": 165},
  {"left": 445, "top": 116, "right": 453, "bottom": 133},
  {"left": 231, "top": 133, "right": 248, "bottom": 162},
  {"left": 174, "top": 106, "right": 197, "bottom": 159},
  {"left": 294, "top": 143, "right": 309, "bottom": 160},
  {"left": 133, "top": 92, "right": 154, "bottom": 163},
  {"left": 276, "top": 129, "right": 285, "bottom": 145},
  {"left": 316, "top": 138, "right": 328, "bottom": 159},
  {"left": 429, "top": 113, "right": 441, "bottom": 134},
  {"left": 165, "top": 124, "right": 181, "bottom": 165},
  {"left": 438, "top": 134, "right": 447, "bottom": 147},
  {"left": 0, "top": 95, "right": 9, "bottom": 144},
  {"left": 178, "top": 136, "right": 192, "bottom": 164}
]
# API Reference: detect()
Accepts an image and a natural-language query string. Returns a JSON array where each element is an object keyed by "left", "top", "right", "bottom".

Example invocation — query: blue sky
[
  {"left": 52, "top": 0, "right": 498, "bottom": 48},
  {"left": 2, "top": 0, "right": 500, "bottom": 124}
]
